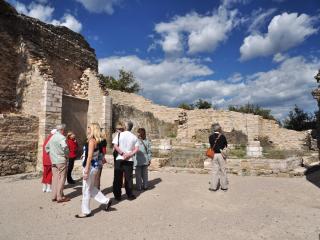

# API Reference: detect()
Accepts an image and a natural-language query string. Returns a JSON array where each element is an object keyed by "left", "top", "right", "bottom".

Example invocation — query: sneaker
[
  {"left": 208, "top": 188, "right": 218, "bottom": 192},
  {"left": 42, "top": 184, "right": 47, "bottom": 192},
  {"left": 46, "top": 185, "right": 52, "bottom": 192},
  {"left": 221, "top": 188, "right": 228, "bottom": 192}
]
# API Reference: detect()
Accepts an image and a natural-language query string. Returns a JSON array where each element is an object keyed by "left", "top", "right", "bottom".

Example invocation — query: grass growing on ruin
[
  {"left": 168, "top": 132, "right": 177, "bottom": 138},
  {"left": 262, "top": 148, "right": 307, "bottom": 159},
  {"left": 228, "top": 144, "right": 246, "bottom": 158}
]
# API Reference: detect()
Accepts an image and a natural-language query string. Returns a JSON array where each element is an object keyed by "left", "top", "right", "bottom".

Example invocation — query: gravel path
[{"left": 0, "top": 168, "right": 320, "bottom": 240}]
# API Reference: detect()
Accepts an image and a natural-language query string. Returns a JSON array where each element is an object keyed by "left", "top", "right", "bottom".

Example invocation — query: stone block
[{"left": 149, "top": 158, "right": 169, "bottom": 171}]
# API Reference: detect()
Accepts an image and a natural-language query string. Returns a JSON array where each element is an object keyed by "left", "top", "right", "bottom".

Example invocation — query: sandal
[{"left": 75, "top": 213, "right": 92, "bottom": 218}]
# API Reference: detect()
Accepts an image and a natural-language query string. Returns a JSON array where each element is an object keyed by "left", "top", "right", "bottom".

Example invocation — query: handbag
[{"left": 206, "top": 134, "right": 221, "bottom": 159}]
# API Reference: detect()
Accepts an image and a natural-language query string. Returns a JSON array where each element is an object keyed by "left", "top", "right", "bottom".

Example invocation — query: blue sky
[{"left": 7, "top": 0, "right": 320, "bottom": 119}]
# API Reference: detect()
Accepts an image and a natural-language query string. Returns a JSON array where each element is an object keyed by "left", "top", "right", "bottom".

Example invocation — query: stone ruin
[
  {"left": 0, "top": 1, "right": 316, "bottom": 177},
  {"left": 0, "top": 1, "right": 112, "bottom": 175}
]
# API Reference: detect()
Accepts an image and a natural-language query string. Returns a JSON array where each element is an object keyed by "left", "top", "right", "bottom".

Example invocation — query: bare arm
[
  {"left": 123, "top": 146, "right": 139, "bottom": 160},
  {"left": 84, "top": 139, "right": 95, "bottom": 180},
  {"left": 114, "top": 144, "right": 123, "bottom": 155}
]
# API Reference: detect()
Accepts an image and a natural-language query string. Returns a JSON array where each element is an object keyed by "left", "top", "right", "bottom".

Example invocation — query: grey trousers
[
  {"left": 210, "top": 154, "right": 228, "bottom": 190},
  {"left": 135, "top": 165, "right": 148, "bottom": 190}
]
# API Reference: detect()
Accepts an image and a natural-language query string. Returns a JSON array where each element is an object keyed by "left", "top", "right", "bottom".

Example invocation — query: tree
[
  {"left": 283, "top": 105, "right": 316, "bottom": 131},
  {"left": 178, "top": 103, "right": 194, "bottom": 110},
  {"left": 98, "top": 69, "right": 141, "bottom": 93},
  {"left": 228, "top": 103, "right": 276, "bottom": 120},
  {"left": 194, "top": 99, "right": 212, "bottom": 109}
]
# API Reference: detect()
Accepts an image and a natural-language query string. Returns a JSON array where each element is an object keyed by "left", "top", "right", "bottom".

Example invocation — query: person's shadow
[
  {"left": 98, "top": 177, "right": 162, "bottom": 208},
  {"left": 68, "top": 177, "right": 162, "bottom": 216},
  {"left": 306, "top": 165, "right": 320, "bottom": 188}
]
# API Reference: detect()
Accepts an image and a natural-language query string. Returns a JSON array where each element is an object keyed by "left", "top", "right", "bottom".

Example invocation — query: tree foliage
[
  {"left": 178, "top": 103, "right": 194, "bottom": 110},
  {"left": 194, "top": 99, "right": 212, "bottom": 109},
  {"left": 228, "top": 103, "right": 276, "bottom": 120},
  {"left": 283, "top": 105, "right": 316, "bottom": 131},
  {"left": 98, "top": 69, "right": 141, "bottom": 93},
  {"left": 178, "top": 99, "right": 213, "bottom": 110}
]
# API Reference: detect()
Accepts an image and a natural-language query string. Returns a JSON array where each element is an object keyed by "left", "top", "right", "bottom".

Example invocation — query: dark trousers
[
  {"left": 113, "top": 160, "right": 134, "bottom": 198},
  {"left": 67, "top": 157, "right": 76, "bottom": 182}
]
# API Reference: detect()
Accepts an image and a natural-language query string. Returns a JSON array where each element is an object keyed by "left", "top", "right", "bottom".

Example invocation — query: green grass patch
[{"left": 229, "top": 144, "right": 246, "bottom": 158}]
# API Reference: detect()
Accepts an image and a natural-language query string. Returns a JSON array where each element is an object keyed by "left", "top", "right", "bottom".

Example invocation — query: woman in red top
[
  {"left": 42, "top": 129, "right": 56, "bottom": 192},
  {"left": 67, "top": 132, "right": 79, "bottom": 184}
]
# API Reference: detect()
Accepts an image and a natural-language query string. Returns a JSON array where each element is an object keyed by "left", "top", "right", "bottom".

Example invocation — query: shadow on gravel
[
  {"left": 1, "top": 172, "right": 41, "bottom": 183},
  {"left": 65, "top": 186, "right": 82, "bottom": 199},
  {"left": 64, "top": 179, "right": 82, "bottom": 189},
  {"left": 306, "top": 165, "right": 320, "bottom": 188}
]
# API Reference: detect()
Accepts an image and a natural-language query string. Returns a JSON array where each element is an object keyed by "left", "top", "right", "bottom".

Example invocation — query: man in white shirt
[{"left": 112, "top": 121, "right": 139, "bottom": 201}]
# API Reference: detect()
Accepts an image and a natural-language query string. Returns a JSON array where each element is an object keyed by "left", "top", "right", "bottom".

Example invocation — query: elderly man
[
  {"left": 45, "top": 124, "right": 70, "bottom": 203},
  {"left": 112, "top": 121, "right": 139, "bottom": 201}
]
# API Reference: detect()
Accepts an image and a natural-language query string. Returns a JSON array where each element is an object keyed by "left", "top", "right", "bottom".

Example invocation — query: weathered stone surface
[
  {"left": 0, "top": 1, "right": 97, "bottom": 112},
  {"left": 149, "top": 158, "right": 170, "bottom": 171},
  {"left": 112, "top": 104, "right": 177, "bottom": 139},
  {"left": 108, "top": 89, "right": 306, "bottom": 150},
  {"left": 0, "top": 2, "right": 111, "bottom": 175},
  {"left": 0, "top": 114, "right": 39, "bottom": 176}
]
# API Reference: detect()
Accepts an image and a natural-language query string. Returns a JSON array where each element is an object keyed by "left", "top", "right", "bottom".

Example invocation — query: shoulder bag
[{"left": 206, "top": 134, "right": 221, "bottom": 159}]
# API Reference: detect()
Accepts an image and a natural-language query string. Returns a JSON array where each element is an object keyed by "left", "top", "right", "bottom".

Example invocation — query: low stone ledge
[{"left": 204, "top": 157, "right": 303, "bottom": 177}]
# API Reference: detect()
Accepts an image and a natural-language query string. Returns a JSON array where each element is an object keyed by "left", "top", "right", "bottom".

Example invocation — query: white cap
[{"left": 51, "top": 129, "right": 57, "bottom": 134}]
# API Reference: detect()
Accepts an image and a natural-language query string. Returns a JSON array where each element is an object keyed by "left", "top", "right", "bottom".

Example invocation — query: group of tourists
[
  {"left": 41, "top": 120, "right": 152, "bottom": 218},
  {"left": 42, "top": 119, "right": 228, "bottom": 218}
]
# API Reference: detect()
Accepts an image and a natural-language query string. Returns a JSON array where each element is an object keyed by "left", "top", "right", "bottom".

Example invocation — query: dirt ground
[{"left": 0, "top": 167, "right": 320, "bottom": 240}]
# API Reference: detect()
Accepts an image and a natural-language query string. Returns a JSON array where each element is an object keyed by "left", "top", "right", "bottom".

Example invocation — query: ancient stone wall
[
  {"left": 0, "top": 30, "right": 19, "bottom": 112},
  {"left": 259, "top": 118, "right": 307, "bottom": 150},
  {"left": 86, "top": 69, "right": 112, "bottom": 137},
  {"left": 0, "top": 0, "right": 97, "bottom": 113},
  {"left": 0, "top": 1, "right": 114, "bottom": 174},
  {"left": 0, "top": 114, "right": 39, "bottom": 176},
  {"left": 113, "top": 104, "right": 178, "bottom": 139},
  {"left": 36, "top": 81, "right": 63, "bottom": 169},
  {"left": 109, "top": 90, "right": 306, "bottom": 150}
]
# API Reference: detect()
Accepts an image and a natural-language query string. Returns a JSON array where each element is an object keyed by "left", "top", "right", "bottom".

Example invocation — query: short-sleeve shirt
[{"left": 112, "top": 131, "right": 139, "bottom": 161}]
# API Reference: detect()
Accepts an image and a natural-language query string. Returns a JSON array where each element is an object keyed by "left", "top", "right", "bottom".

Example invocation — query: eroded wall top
[
  {"left": 0, "top": 1, "right": 97, "bottom": 70},
  {"left": 0, "top": 1, "right": 98, "bottom": 112}
]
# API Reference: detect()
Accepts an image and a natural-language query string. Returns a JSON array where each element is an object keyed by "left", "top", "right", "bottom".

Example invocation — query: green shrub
[
  {"left": 229, "top": 144, "right": 246, "bottom": 158},
  {"left": 168, "top": 132, "right": 177, "bottom": 138}
]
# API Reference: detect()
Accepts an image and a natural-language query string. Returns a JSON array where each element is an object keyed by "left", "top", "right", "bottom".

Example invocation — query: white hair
[{"left": 50, "top": 129, "right": 57, "bottom": 134}]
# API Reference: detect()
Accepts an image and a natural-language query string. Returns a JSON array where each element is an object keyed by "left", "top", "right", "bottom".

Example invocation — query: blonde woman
[{"left": 75, "top": 123, "right": 112, "bottom": 218}]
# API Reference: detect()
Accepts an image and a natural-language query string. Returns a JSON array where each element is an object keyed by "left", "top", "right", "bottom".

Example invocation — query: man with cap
[{"left": 45, "top": 124, "right": 70, "bottom": 203}]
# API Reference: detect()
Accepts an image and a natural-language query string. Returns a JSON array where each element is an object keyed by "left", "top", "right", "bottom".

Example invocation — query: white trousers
[
  {"left": 82, "top": 168, "right": 109, "bottom": 215},
  {"left": 210, "top": 153, "right": 228, "bottom": 190}
]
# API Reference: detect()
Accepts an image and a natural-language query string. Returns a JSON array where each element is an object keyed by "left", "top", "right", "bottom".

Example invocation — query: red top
[
  {"left": 42, "top": 134, "right": 53, "bottom": 166},
  {"left": 67, "top": 138, "right": 78, "bottom": 159}
]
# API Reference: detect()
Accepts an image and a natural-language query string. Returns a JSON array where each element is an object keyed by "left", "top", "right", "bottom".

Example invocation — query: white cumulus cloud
[
  {"left": 99, "top": 54, "right": 318, "bottom": 119},
  {"left": 15, "top": 1, "right": 54, "bottom": 22},
  {"left": 12, "top": 1, "right": 82, "bottom": 32},
  {"left": 153, "top": 6, "right": 237, "bottom": 55},
  {"left": 51, "top": 14, "right": 82, "bottom": 33},
  {"left": 75, "top": 0, "right": 121, "bottom": 15},
  {"left": 240, "top": 12, "right": 318, "bottom": 61},
  {"left": 247, "top": 8, "right": 277, "bottom": 33}
]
